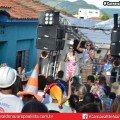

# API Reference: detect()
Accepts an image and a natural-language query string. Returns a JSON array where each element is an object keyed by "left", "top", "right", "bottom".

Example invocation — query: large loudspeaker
[
  {"left": 111, "top": 29, "right": 120, "bottom": 43},
  {"left": 73, "top": 40, "right": 86, "bottom": 53},
  {"left": 37, "top": 26, "right": 65, "bottom": 39},
  {"left": 113, "top": 14, "right": 118, "bottom": 30},
  {"left": 53, "top": 12, "right": 59, "bottom": 25},
  {"left": 110, "top": 42, "right": 120, "bottom": 57},
  {"left": 36, "top": 37, "right": 65, "bottom": 51}
]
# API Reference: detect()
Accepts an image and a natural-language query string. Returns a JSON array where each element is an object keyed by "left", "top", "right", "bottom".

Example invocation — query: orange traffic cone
[{"left": 17, "top": 64, "right": 43, "bottom": 102}]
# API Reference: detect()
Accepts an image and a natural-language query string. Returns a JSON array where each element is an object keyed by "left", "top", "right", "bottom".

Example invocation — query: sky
[{"left": 68, "top": 0, "right": 120, "bottom": 9}]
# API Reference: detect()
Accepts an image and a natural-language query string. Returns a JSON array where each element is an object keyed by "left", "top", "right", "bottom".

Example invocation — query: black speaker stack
[
  {"left": 110, "top": 14, "right": 120, "bottom": 58},
  {"left": 36, "top": 10, "right": 65, "bottom": 51},
  {"left": 37, "top": 25, "right": 65, "bottom": 39}
]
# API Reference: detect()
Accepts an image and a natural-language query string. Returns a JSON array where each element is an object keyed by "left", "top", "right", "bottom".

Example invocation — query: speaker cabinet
[
  {"left": 36, "top": 37, "right": 65, "bottom": 51},
  {"left": 37, "top": 25, "right": 65, "bottom": 39},
  {"left": 111, "top": 29, "right": 120, "bottom": 43},
  {"left": 73, "top": 40, "right": 86, "bottom": 53},
  {"left": 110, "top": 42, "right": 120, "bottom": 57}
]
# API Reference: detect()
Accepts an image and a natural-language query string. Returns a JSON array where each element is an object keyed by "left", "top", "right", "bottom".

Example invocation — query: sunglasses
[
  {"left": 87, "top": 44, "right": 91, "bottom": 46},
  {"left": 69, "top": 48, "right": 73, "bottom": 49}
]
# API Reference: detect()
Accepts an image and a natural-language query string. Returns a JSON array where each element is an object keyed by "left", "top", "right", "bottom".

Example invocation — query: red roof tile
[
  {"left": 0, "top": 2, "right": 11, "bottom": 8},
  {"left": 89, "top": 17, "right": 101, "bottom": 20},
  {"left": 0, "top": 0, "right": 73, "bottom": 19}
]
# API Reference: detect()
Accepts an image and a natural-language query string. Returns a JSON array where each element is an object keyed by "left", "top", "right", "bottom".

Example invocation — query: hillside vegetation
[{"left": 35, "top": 0, "right": 110, "bottom": 20}]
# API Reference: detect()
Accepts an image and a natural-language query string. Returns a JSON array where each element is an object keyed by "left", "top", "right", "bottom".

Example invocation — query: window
[
  {"left": 80, "top": 17, "right": 84, "bottom": 19},
  {"left": 89, "top": 11, "right": 92, "bottom": 13},
  {"left": 95, "top": 12, "right": 98, "bottom": 14},
  {"left": 16, "top": 50, "right": 29, "bottom": 71}
]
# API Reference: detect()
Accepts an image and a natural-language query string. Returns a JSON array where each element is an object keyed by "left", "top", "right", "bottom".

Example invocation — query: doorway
[{"left": 16, "top": 50, "right": 29, "bottom": 71}]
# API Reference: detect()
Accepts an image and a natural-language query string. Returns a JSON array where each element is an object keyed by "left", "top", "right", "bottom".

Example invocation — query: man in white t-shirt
[
  {"left": 0, "top": 66, "right": 24, "bottom": 112},
  {"left": 0, "top": 93, "right": 23, "bottom": 112}
]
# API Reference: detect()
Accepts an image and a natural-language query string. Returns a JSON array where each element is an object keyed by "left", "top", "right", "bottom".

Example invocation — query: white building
[{"left": 78, "top": 8, "right": 100, "bottom": 19}]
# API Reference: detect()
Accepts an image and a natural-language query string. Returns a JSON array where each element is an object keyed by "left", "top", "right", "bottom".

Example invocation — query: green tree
[
  {"left": 101, "top": 12, "right": 110, "bottom": 20},
  {"left": 34, "top": 0, "right": 40, "bottom": 3}
]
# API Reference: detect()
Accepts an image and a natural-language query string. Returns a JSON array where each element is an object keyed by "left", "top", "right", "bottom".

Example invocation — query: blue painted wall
[{"left": 0, "top": 14, "right": 38, "bottom": 70}]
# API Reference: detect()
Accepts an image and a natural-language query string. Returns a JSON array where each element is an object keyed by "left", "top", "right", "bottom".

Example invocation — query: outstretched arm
[
  {"left": 61, "top": 78, "right": 73, "bottom": 104},
  {"left": 77, "top": 38, "right": 84, "bottom": 52},
  {"left": 101, "top": 70, "right": 111, "bottom": 86}
]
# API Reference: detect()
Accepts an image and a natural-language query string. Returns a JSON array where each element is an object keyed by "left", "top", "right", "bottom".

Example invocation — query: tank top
[{"left": 83, "top": 49, "right": 93, "bottom": 63}]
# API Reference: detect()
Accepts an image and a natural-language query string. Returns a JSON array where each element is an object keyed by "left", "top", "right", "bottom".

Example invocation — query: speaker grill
[
  {"left": 110, "top": 42, "right": 120, "bottom": 57},
  {"left": 111, "top": 29, "right": 120, "bottom": 43},
  {"left": 37, "top": 26, "right": 65, "bottom": 39},
  {"left": 36, "top": 37, "right": 65, "bottom": 51}
]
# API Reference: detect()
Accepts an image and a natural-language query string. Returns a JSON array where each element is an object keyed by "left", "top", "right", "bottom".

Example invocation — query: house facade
[
  {"left": 78, "top": 8, "right": 100, "bottom": 19},
  {"left": 0, "top": 18, "right": 38, "bottom": 70},
  {"left": 0, "top": 0, "right": 51, "bottom": 71}
]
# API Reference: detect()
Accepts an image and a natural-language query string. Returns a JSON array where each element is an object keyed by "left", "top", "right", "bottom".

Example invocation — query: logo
[
  {"left": 103, "top": 1, "right": 120, "bottom": 6},
  {"left": 82, "top": 114, "right": 88, "bottom": 119},
  {"left": 0, "top": 107, "right": 4, "bottom": 113}
]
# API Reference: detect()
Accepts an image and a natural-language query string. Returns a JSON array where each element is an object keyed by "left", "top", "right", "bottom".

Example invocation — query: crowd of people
[{"left": 0, "top": 38, "right": 120, "bottom": 113}]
